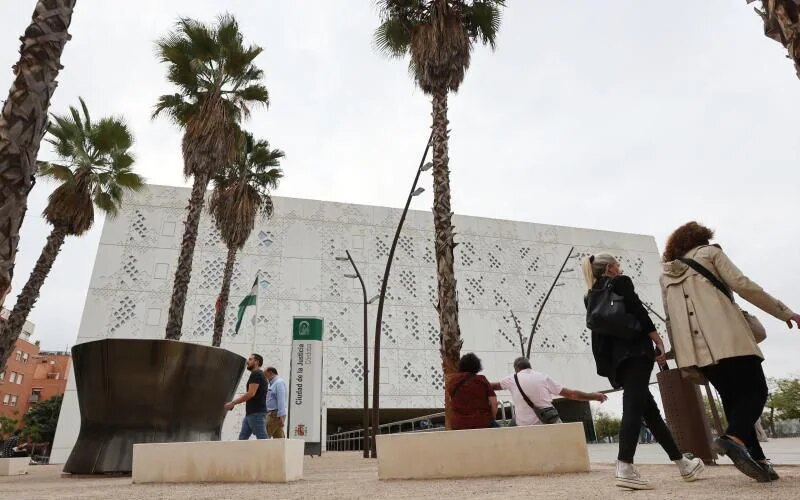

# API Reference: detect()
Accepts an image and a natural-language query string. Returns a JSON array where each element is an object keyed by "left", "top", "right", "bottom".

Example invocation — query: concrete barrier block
[
  {"left": 0, "top": 457, "right": 29, "bottom": 476},
  {"left": 132, "top": 439, "right": 304, "bottom": 483},
  {"left": 377, "top": 422, "right": 590, "bottom": 480}
]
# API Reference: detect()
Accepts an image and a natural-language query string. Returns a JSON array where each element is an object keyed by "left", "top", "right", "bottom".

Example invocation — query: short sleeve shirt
[
  {"left": 245, "top": 369, "right": 268, "bottom": 415},
  {"left": 449, "top": 373, "right": 496, "bottom": 430},
  {"left": 499, "top": 369, "right": 563, "bottom": 426}
]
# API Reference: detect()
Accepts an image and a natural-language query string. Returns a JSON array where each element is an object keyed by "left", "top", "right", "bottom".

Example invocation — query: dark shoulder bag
[
  {"left": 678, "top": 258, "right": 766, "bottom": 343},
  {"left": 585, "top": 278, "right": 642, "bottom": 341},
  {"left": 513, "top": 374, "right": 561, "bottom": 424}
]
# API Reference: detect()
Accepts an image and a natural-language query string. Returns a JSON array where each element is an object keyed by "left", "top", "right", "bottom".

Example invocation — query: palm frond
[
  {"left": 225, "top": 47, "right": 264, "bottom": 86},
  {"left": 249, "top": 141, "right": 285, "bottom": 169},
  {"left": 375, "top": 0, "right": 427, "bottom": 22},
  {"left": 69, "top": 104, "right": 85, "bottom": 136},
  {"left": 40, "top": 98, "right": 143, "bottom": 230},
  {"left": 231, "top": 85, "right": 270, "bottom": 117},
  {"left": 374, "top": 18, "right": 412, "bottom": 57},
  {"left": 154, "top": 14, "right": 267, "bottom": 132},
  {"left": 155, "top": 14, "right": 268, "bottom": 181},
  {"left": 216, "top": 13, "right": 241, "bottom": 49},
  {"left": 37, "top": 162, "right": 74, "bottom": 182},
  {"left": 78, "top": 97, "right": 92, "bottom": 131},
  {"left": 152, "top": 93, "right": 196, "bottom": 124},
  {"left": 47, "top": 114, "right": 82, "bottom": 160},
  {"left": 374, "top": 0, "right": 506, "bottom": 93},
  {"left": 177, "top": 17, "right": 217, "bottom": 61},
  {"left": 209, "top": 131, "right": 284, "bottom": 249},
  {"left": 110, "top": 150, "right": 136, "bottom": 170},
  {"left": 92, "top": 191, "right": 118, "bottom": 217},
  {"left": 107, "top": 184, "right": 124, "bottom": 205},
  {"left": 251, "top": 168, "right": 283, "bottom": 190},
  {"left": 90, "top": 117, "right": 134, "bottom": 154},
  {"left": 235, "top": 65, "right": 266, "bottom": 87},
  {"left": 464, "top": 0, "right": 504, "bottom": 49},
  {"left": 114, "top": 171, "right": 146, "bottom": 191}
]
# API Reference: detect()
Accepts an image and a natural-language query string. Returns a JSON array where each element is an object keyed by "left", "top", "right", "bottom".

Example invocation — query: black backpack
[{"left": 585, "top": 278, "right": 642, "bottom": 341}]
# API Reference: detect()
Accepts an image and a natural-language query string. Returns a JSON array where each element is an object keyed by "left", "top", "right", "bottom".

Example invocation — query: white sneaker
[
  {"left": 615, "top": 460, "right": 654, "bottom": 490},
  {"left": 675, "top": 453, "right": 704, "bottom": 482}
]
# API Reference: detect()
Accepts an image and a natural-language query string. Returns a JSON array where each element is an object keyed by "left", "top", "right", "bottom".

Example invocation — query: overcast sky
[{"left": 1, "top": 1, "right": 798, "bottom": 386}]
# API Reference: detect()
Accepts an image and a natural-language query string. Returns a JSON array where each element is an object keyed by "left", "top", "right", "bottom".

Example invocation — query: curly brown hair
[
  {"left": 663, "top": 221, "right": 714, "bottom": 261},
  {"left": 458, "top": 353, "right": 483, "bottom": 374}
]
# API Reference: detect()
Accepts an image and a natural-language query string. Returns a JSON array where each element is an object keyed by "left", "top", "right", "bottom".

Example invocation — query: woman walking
[
  {"left": 583, "top": 254, "right": 704, "bottom": 490},
  {"left": 661, "top": 222, "right": 800, "bottom": 482}
]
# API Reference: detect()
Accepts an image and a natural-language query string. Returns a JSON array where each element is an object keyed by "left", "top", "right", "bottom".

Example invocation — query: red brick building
[{"left": 0, "top": 310, "right": 70, "bottom": 424}]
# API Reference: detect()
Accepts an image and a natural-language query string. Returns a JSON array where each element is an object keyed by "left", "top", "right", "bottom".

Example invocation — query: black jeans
[
  {"left": 617, "top": 356, "right": 682, "bottom": 462},
  {"left": 700, "top": 355, "right": 767, "bottom": 461}
]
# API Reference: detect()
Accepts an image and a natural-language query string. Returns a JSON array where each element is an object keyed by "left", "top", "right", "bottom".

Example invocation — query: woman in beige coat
[{"left": 661, "top": 222, "right": 800, "bottom": 483}]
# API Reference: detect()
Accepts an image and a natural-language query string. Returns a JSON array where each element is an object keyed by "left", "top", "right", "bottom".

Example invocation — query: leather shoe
[
  {"left": 714, "top": 437, "right": 771, "bottom": 483},
  {"left": 760, "top": 460, "right": 779, "bottom": 481}
]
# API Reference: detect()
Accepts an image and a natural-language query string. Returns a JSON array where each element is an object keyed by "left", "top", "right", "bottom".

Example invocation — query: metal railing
[
  {"left": 326, "top": 400, "right": 516, "bottom": 452},
  {"left": 0, "top": 441, "right": 50, "bottom": 465}
]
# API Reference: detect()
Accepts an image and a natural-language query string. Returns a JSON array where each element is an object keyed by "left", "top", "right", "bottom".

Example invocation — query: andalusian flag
[{"left": 235, "top": 273, "right": 260, "bottom": 334}]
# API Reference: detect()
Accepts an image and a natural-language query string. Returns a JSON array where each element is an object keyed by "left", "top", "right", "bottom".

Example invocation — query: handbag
[
  {"left": 678, "top": 258, "right": 767, "bottom": 343},
  {"left": 513, "top": 374, "right": 561, "bottom": 425},
  {"left": 585, "top": 278, "right": 642, "bottom": 341}
]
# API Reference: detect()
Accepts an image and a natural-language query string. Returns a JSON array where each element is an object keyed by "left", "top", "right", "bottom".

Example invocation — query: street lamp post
[
  {"left": 370, "top": 134, "right": 433, "bottom": 458},
  {"left": 337, "top": 250, "right": 378, "bottom": 458}
]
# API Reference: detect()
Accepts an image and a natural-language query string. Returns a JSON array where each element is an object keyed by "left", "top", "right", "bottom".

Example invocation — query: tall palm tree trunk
[
  {"left": 0, "top": 0, "right": 76, "bottom": 294},
  {"left": 430, "top": 88, "right": 462, "bottom": 428},
  {"left": 0, "top": 225, "right": 67, "bottom": 371},
  {"left": 165, "top": 174, "right": 209, "bottom": 340},
  {"left": 754, "top": 0, "right": 800, "bottom": 79},
  {"left": 212, "top": 245, "right": 237, "bottom": 347}
]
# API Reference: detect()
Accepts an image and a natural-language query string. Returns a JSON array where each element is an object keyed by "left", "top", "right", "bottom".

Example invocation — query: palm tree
[
  {"left": 1, "top": 97, "right": 143, "bottom": 351},
  {"left": 153, "top": 14, "right": 269, "bottom": 341},
  {"left": 374, "top": 0, "right": 505, "bottom": 409},
  {"left": 0, "top": 0, "right": 77, "bottom": 369},
  {"left": 751, "top": 1, "right": 800, "bottom": 79},
  {"left": 208, "top": 133, "right": 284, "bottom": 347}
]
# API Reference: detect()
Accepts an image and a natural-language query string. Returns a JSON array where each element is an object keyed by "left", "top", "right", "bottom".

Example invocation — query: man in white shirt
[{"left": 492, "top": 357, "right": 608, "bottom": 426}]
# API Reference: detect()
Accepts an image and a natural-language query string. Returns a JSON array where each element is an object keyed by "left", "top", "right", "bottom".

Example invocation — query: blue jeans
[{"left": 239, "top": 412, "right": 268, "bottom": 440}]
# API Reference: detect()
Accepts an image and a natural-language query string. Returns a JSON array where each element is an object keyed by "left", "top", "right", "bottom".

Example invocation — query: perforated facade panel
[{"left": 50, "top": 184, "right": 665, "bottom": 462}]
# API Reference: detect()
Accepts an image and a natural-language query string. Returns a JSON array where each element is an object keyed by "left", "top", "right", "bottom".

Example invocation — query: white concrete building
[{"left": 51, "top": 184, "right": 665, "bottom": 462}]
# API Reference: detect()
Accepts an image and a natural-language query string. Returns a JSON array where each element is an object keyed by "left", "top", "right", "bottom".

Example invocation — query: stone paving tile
[{"left": 2, "top": 439, "right": 799, "bottom": 500}]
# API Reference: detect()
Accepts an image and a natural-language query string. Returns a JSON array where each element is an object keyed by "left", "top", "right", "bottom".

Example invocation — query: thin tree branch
[
  {"left": 525, "top": 246, "right": 574, "bottom": 358},
  {"left": 509, "top": 310, "right": 525, "bottom": 357}
]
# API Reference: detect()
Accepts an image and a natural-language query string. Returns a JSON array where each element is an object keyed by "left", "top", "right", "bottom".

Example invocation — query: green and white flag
[{"left": 235, "top": 273, "right": 260, "bottom": 334}]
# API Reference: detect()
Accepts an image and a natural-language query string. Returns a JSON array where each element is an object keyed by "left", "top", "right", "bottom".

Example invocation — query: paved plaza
[{"left": 2, "top": 439, "right": 799, "bottom": 500}]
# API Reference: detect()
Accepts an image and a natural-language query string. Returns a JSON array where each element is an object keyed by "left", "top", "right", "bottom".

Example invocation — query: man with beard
[{"left": 225, "top": 353, "right": 269, "bottom": 440}]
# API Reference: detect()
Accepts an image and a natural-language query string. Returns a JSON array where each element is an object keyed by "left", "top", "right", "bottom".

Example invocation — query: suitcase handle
[{"left": 655, "top": 348, "right": 669, "bottom": 372}]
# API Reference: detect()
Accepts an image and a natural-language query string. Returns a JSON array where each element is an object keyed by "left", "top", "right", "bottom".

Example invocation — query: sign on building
[{"left": 288, "top": 317, "right": 323, "bottom": 455}]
